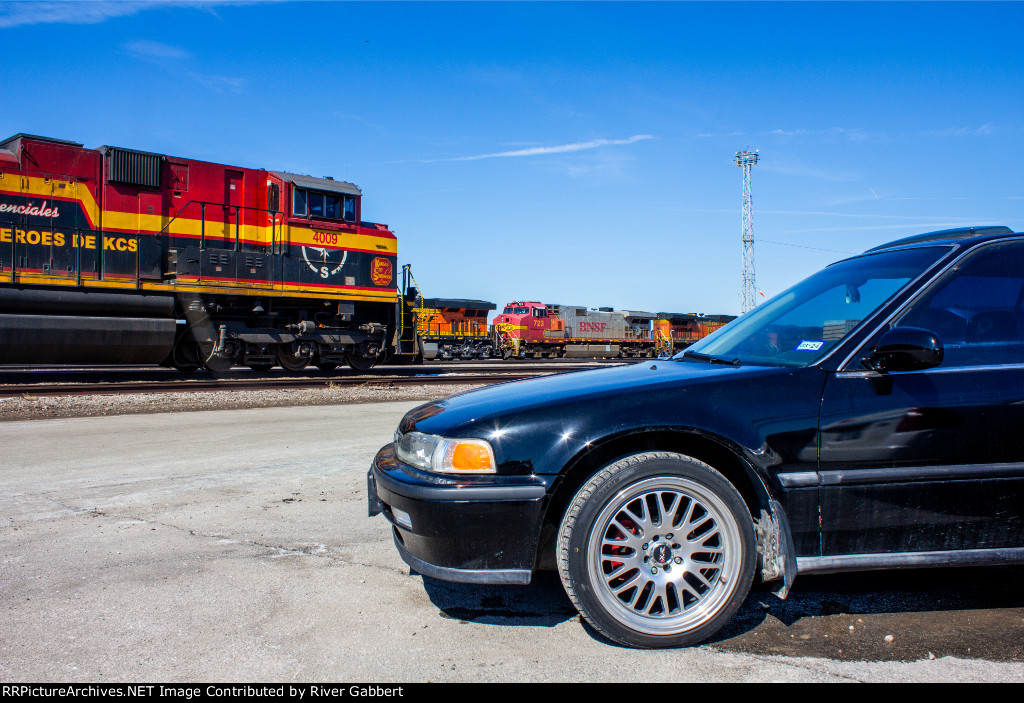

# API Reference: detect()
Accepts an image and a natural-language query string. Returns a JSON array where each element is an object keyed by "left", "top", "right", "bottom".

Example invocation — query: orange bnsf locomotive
[
  {"left": 493, "top": 302, "right": 735, "bottom": 358},
  {"left": 434, "top": 300, "right": 736, "bottom": 359},
  {"left": 414, "top": 297, "right": 496, "bottom": 360},
  {"left": 0, "top": 133, "right": 416, "bottom": 371}
]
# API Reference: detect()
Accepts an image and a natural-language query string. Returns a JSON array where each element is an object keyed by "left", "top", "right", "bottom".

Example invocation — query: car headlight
[{"left": 394, "top": 431, "right": 496, "bottom": 474}]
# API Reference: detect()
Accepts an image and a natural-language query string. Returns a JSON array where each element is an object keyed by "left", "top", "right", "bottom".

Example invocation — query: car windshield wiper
[{"left": 681, "top": 351, "right": 742, "bottom": 366}]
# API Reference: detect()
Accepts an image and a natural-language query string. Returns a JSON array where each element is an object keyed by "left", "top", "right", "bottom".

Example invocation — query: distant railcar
[
  {"left": 654, "top": 312, "right": 736, "bottom": 355},
  {"left": 491, "top": 301, "right": 728, "bottom": 359},
  {"left": 415, "top": 298, "right": 496, "bottom": 360},
  {"left": 0, "top": 133, "right": 416, "bottom": 371}
]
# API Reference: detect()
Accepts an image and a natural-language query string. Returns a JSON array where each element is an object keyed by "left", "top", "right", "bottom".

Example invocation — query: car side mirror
[{"left": 866, "top": 327, "right": 944, "bottom": 372}]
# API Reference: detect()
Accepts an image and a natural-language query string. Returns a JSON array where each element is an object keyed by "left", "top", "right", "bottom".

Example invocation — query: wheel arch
[{"left": 536, "top": 427, "right": 795, "bottom": 593}]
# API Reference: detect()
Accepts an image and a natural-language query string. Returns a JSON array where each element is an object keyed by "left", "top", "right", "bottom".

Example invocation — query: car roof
[{"left": 865, "top": 226, "right": 1017, "bottom": 253}]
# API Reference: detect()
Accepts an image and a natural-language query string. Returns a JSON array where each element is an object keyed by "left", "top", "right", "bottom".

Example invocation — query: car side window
[{"left": 894, "top": 241, "right": 1024, "bottom": 368}]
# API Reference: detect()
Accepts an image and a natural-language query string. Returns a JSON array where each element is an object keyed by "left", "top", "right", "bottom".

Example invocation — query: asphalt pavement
[{"left": 1, "top": 402, "right": 1020, "bottom": 682}]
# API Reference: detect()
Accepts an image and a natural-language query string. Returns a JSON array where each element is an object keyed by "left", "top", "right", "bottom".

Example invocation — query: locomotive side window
[
  {"left": 324, "top": 194, "right": 339, "bottom": 219},
  {"left": 293, "top": 187, "right": 357, "bottom": 222},
  {"left": 308, "top": 191, "right": 325, "bottom": 217},
  {"left": 532, "top": 308, "right": 547, "bottom": 318},
  {"left": 268, "top": 183, "right": 280, "bottom": 213}
]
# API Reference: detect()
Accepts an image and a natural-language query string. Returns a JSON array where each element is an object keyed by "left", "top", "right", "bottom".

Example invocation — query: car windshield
[{"left": 674, "top": 246, "right": 950, "bottom": 367}]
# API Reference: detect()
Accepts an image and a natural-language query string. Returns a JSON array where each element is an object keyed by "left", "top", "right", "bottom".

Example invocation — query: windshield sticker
[{"left": 795, "top": 340, "right": 825, "bottom": 352}]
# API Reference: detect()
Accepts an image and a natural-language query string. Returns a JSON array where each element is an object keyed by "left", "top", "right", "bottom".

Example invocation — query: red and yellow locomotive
[
  {"left": 0, "top": 133, "right": 414, "bottom": 371},
  {"left": 491, "top": 302, "right": 736, "bottom": 358}
]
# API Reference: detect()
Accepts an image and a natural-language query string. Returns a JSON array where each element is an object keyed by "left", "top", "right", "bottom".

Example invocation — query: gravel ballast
[{"left": 0, "top": 384, "right": 483, "bottom": 422}]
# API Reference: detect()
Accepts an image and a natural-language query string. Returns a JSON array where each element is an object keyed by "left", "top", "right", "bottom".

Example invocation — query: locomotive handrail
[
  {"left": 5, "top": 218, "right": 13, "bottom": 282},
  {"left": 156, "top": 199, "right": 284, "bottom": 254},
  {"left": 153, "top": 199, "right": 284, "bottom": 286}
]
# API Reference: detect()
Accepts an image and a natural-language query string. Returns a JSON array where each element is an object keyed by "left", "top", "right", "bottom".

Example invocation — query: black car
[{"left": 368, "top": 226, "right": 1024, "bottom": 648}]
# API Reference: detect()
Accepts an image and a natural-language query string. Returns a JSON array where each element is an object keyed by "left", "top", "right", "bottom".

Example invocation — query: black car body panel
[
  {"left": 369, "top": 227, "right": 1024, "bottom": 646},
  {"left": 394, "top": 361, "right": 829, "bottom": 555},
  {"left": 370, "top": 445, "right": 547, "bottom": 581}
]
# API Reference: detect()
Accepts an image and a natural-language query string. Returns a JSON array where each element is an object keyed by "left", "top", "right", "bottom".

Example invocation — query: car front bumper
[{"left": 368, "top": 444, "right": 551, "bottom": 585}]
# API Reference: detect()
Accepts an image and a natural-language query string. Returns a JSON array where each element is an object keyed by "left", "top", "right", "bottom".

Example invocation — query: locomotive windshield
[{"left": 675, "top": 246, "right": 949, "bottom": 367}]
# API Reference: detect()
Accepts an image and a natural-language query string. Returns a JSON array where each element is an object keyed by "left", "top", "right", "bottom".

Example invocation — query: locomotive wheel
[
  {"left": 197, "top": 342, "right": 233, "bottom": 373},
  {"left": 276, "top": 344, "right": 310, "bottom": 372},
  {"left": 557, "top": 452, "right": 755, "bottom": 648},
  {"left": 169, "top": 332, "right": 200, "bottom": 373},
  {"left": 345, "top": 353, "right": 377, "bottom": 372}
]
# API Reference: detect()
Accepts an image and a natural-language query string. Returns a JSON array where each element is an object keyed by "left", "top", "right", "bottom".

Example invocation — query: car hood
[{"left": 403, "top": 359, "right": 794, "bottom": 436}]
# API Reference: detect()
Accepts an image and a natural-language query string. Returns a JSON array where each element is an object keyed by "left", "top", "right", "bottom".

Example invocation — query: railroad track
[{"left": 0, "top": 362, "right": 627, "bottom": 398}]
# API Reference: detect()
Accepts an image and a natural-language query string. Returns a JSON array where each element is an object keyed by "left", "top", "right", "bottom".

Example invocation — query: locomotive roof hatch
[
  {"left": 422, "top": 298, "right": 496, "bottom": 311},
  {"left": 271, "top": 171, "right": 362, "bottom": 196},
  {"left": 0, "top": 134, "right": 84, "bottom": 168},
  {"left": 657, "top": 312, "right": 700, "bottom": 322},
  {"left": 0, "top": 133, "right": 84, "bottom": 150}
]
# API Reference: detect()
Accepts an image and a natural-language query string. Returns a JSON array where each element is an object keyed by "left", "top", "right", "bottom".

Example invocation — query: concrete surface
[{"left": 1, "top": 402, "right": 1021, "bottom": 682}]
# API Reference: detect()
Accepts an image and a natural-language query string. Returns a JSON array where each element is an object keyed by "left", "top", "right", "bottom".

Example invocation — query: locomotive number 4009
[{"left": 312, "top": 232, "right": 339, "bottom": 246}]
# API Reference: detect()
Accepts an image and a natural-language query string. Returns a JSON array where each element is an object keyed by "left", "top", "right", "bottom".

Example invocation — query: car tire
[{"left": 557, "top": 451, "right": 755, "bottom": 648}]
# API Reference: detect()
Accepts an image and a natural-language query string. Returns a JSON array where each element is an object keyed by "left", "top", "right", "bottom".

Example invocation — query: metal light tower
[{"left": 735, "top": 150, "right": 759, "bottom": 314}]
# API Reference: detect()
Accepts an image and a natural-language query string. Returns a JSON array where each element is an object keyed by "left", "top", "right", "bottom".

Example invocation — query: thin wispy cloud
[
  {"left": 430, "top": 135, "right": 655, "bottom": 163},
  {"left": 764, "top": 127, "right": 870, "bottom": 141},
  {"left": 0, "top": 1, "right": 149, "bottom": 28},
  {"left": 697, "top": 127, "right": 869, "bottom": 141},
  {"left": 193, "top": 73, "right": 245, "bottom": 92},
  {"left": 125, "top": 39, "right": 192, "bottom": 61},
  {"left": 122, "top": 38, "right": 244, "bottom": 92},
  {"left": 0, "top": 1, "right": 278, "bottom": 29},
  {"left": 924, "top": 124, "right": 997, "bottom": 138}
]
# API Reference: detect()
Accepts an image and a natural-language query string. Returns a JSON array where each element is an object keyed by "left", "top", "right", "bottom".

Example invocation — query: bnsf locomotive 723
[
  {"left": 0, "top": 133, "right": 417, "bottom": 371},
  {"left": 491, "top": 302, "right": 734, "bottom": 358},
  {"left": 412, "top": 298, "right": 735, "bottom": 360}
]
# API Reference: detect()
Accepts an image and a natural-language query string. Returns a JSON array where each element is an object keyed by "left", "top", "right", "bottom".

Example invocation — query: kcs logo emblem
[{"left": 371, "top": 257, "right": 393, "bottom": 286}]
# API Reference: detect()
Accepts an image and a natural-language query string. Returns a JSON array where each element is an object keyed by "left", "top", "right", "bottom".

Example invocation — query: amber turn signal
[{"left": 450, "top": 442, "right": 494, "bottom": 472}]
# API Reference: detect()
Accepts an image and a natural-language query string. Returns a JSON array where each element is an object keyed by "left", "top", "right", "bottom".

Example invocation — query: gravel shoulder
[{"left": 0, "top": 384, "right": 480, "bottom": 422}]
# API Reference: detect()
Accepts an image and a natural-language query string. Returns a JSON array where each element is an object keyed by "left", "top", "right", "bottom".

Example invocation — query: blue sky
[{"left": 2, "top": 1, "right": 1021, "bottom": 316}]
